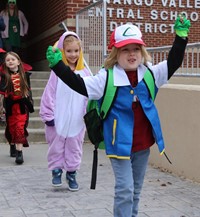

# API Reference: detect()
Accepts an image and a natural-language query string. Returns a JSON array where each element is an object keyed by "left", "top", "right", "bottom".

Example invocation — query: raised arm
[
  {"left": 167, "top": 35, "right": 188, "bottom": 79},
  {"left": 46, "top": 46, "right": 88, "bottom": 97},
  {"left": 167, "top": 14, "right": 191, "bottom": 79}
]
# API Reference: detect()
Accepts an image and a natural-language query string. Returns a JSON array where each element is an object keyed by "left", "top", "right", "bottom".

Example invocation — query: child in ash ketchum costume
[
  {"left": 40, "top": 31, "right": 90, "bottom": 191},
  {"left": 46, "top": 15, "right": 190, "bottom": 216}
]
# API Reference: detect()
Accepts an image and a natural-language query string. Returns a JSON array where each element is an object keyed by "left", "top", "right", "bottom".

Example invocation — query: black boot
[
  {"left": 10, "top": 144, "right": 16, "bottom": 157},
  {"left": 15, "top": 150, "right": 24, "bottom": 165}
]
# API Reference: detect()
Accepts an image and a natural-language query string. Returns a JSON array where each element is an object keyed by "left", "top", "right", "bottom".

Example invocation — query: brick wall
[
  {"left": 26, "top": 0, "right": 200, "bottom": 65},
  {"left": 105, "top": 2, "right": 200, "bottom": 47},
  {"left": 27, "top": 0, "right": 89, "bottom": 63}
]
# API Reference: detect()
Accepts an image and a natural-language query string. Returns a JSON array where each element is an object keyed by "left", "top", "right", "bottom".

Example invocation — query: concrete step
[
  {"left": 30, "top": 71, "right": 50, "bottom": 79},
  {"left": 27, "top": 128, "right": 46, "bottom": 143},
  {"left": 29, "top": 71, "right": 47, "bottom": 143},
  {"left": 28, "top": 117, "right": 44, "bottom": 129},
  {"left": 30, "top": 106, "right": 40, "bottom": 117},
  {"left": 0, "top": 127, "right": 46, "bottom": 143},
  {"left": 0, "top": 127, "right": 89, "bottom": 144},
  {"left": 32, "top": 97, "right": 41, "bottom": 107},
  {"left": 32, "top": 87, "right": 45, "bottom": 97},
  {"left": 31, "top": 79, "right": 48, "bottom": 88}
]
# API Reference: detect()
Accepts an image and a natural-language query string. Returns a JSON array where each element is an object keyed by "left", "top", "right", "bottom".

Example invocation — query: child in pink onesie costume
[{"left": 40, "top": 31, "right": 90, "bottom": 191}]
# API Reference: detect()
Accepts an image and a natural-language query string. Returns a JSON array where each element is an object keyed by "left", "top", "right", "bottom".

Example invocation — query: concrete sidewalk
[{"left": 0, "top": 142, "right": 200, "bottom": 217}]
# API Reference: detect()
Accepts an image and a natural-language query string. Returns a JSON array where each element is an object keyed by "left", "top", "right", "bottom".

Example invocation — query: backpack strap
[
  {"left": 143, "top": 67, "right": 172, "bottom": 164},
  {"left": 143, "top": 68, "right": 156, "bottom": 101},
  {"left": 100, "top": 68, "right": 117, "bottom": 119},
  {"left": 90, "top": 67, "right": 117, "bottom": 190}
]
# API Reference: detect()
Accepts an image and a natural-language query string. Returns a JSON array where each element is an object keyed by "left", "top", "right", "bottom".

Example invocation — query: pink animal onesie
[{"left": 40, "top": 31, "right": 90, "bottom": 172}]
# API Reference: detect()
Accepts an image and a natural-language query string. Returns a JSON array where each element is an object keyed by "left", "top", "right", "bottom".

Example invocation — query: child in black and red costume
[{"left": 0, "top": 51, "right": 34, "bottom": 164}]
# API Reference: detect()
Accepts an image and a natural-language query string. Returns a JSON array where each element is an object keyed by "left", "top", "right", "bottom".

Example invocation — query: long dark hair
[
  {"left": 4, "top": 2, "right": 19, "bottom": 17},
  {"left": 3, "top": 52, "right": 29, "bottom": 97}
]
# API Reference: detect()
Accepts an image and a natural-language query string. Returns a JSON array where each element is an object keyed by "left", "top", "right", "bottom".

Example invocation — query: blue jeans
[{"left": 110, "top": 148, "right": 150, "bottom": 217}]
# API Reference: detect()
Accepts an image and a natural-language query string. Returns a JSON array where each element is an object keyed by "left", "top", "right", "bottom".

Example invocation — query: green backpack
[
  {"left": 84, "top": 67, "right": 156, "bottom": 189},
  {"left": 84, "top": 68, "right": 117, "bottom": 150},
  {"left": 84, "top": 68, "right": 117, "bottom": 189}
]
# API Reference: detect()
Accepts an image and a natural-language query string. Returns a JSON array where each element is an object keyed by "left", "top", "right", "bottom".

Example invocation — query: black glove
[{"left": 45, "top": 119, "right": 55, "bottom": 126}]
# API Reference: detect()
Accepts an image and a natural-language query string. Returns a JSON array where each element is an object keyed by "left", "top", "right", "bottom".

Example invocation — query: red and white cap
[{"left": 108, "top": 24, "right": 146, "bottom": 49}]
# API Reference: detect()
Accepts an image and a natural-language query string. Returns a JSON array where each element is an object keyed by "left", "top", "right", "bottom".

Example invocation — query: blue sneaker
[
  {"left": 66, "top": 172, "right": 79, "bottom": 191},
  {"left": 52, "top": 169, "right": 63, "bottom": 187}
]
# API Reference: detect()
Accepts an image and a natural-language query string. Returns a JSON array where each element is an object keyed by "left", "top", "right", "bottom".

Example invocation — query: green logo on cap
[{"left": 123, "top": 27, "right": 136, "bottom": 37}]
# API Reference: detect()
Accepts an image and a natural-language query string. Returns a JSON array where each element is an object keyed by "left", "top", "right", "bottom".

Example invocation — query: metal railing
[
  {"left": 147, "top": 42, "right": 200, "bottom": 76},
  {"left": 76, "top": 1, "right": 200, "bottom": 77},
  {"left": 76, "top": 0, "right": 106, "bottom": 75}
]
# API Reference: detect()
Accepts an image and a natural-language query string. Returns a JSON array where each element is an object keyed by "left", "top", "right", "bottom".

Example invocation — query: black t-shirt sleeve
[
  {"left": 167, "top": 35, "right": 188, "bottom": 79},
  {"left": 52, "top": 61, "right": 88, "bottom": 97}
]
